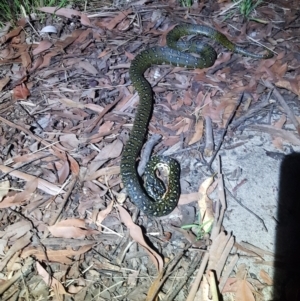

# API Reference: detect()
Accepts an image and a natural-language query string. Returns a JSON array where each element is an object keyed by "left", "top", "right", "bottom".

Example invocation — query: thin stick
[
  {"left": 262, "top": 80, "right": 300, "bottom": 135},
  {"left": 208, "top": 93, "right": 244, "bottom": 171}
]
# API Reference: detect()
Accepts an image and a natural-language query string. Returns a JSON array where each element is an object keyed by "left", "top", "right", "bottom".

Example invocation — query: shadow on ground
[{"left": 274, "top": 152, "right": 300, "bottom": 300}]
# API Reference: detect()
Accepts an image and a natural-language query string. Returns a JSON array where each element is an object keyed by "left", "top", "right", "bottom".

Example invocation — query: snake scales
[{"left": 120, "top": 23, "right": 273, "bottom": 217}]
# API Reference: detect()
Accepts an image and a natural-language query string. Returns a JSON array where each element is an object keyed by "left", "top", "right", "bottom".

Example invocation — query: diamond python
[{"left": 120, "top": 23, "right": 273, "bottom": 217}]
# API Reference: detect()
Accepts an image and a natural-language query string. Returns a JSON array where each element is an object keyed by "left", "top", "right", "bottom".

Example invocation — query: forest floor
[{"left": 0, "top": 0, "right": 299, "bottom": 300}]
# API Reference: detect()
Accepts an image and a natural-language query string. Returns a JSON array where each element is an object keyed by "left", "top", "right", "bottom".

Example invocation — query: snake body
[{"left": 120, "top": 24, "right": 273, "bottom": 217}]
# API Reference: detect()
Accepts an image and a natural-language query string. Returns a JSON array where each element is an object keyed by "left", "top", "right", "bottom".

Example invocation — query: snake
[{"left": 120, "top": 23, "right": 273, "bottom": 217}]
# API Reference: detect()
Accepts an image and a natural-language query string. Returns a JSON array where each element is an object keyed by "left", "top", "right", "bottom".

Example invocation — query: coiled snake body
[{"left": 120, "top": 24, "right": 273, "bottom": 217}]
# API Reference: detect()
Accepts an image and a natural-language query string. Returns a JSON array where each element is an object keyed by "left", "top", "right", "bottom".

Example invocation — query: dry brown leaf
[
  {"left": 105, "top": 9, "right": 132, "bottom": 30},
  {"left": 30, "top": 56, "right": 43, "bottom": 72},
  {"left": 0, "top": 26, "right": 22, "bottom": 44},
  {"left": 85, "top": 165, "right": 120, "bottom": 181},
  {"left": 58, "top": 97, "right": 85, "bottom": 108},
  {"left": 176, "top": 119, "right": 191, "bottom": 135},
  {"left": 222, "top": 277, "right": 239, "bottom": 293},
  {"left": 276, "top": 78, "right": 300, "bottom": 96},
  {"left": 272, "top": 137, "right": 283, "bottom": 150},
  {"left": 273, "top": 115, "right": 286, "bottom": 129},
  {"left": 96, "top": 200, "right": 114, "bottom": 226},
  {"left": 0, "top": 239, "right": 7, "bottom": 256},
  {"left": 87, "top": 139, "right": 123, "bottom": 173},
  {"left": 128, "top": 270, "right": 139, "bottom": 286},
  {"left": 272, "top": 115, "right": 286, "bottom": 149},
  {"left": 239, "top": 241, "right": 274, "bottom": 257},
  {"left": 198, "top": 176, "right": 214, "bottom": 233},
  {"left": 2, "top": 220, "right": 32, "bottom": 240},
  {"left": 6, "top": 251, "right": 22, "bottom": 272},
  {"left": 0, "top": 76, "right": 10, "bottom": 91},
  {"left": 0, "top": 195, "right": 20, "bottom": 209},
  {"left": 22, "top": 244, "right": 94, "bottom": 264},
  {"left": 0, "top": 180, "right": 10, "bottom": 202},
  {"left": 13, "top": 152, "right": 49, "bottom": 164},
  {"left": 250, "top": 125, "right": 300, "bottom": 146},
  {"left": 93, "top": 258, "right": 124, "bottom": 272},
  {"left": 68, "top": 282, "right": 85, "bottom": 294},
  {"left": 273, "top": 62, "right": 288, "bottom": 78},
  {"left": 38, "top": 51, "right": 58, "bottom": 69},
  {"left": 11, "top": 178, "right": 38, "bottom": 205},
  {"left": 0, "top": 232, "right": 32, "bottom": 272},
  {"left": 0, "top": 165, "right": 63, "bottom": 195},
  {"left": 37, "top": 7, "right": 91, "bottom": 27},
  {"left": 78, "top": 61, "right": 98, "bottom": 75},
  {"left": 98, "top": 48, "right": 111, "bottom": 58},
  {"left": 188, "top": 119, "right": 204, "bottom": 145},
  {"left": 48, "top": 219, "right": 98, "bottom": 239},
  {"left": 146, "top": 270, "right": 164, "bottom": 301},
  {"left": 12, "top": 83, "right": 30, "bottom": 100},
  {"left": 236, "top": 263, "right": 248, "bottom": 279},
  {"left": 36, "top": 262, "right": 70, "bottom": 297},
  {"left": 55, "top": 29, "right": 84, "bottom": 50},
  {"left": 57, "top": 160, "right": 70, "bottom": 184},
  {"left": 178, "top": 192, "right": 200, "bottom": 205},
  {"left": 84, "top": 103, "right": 105, "bottom": 113},
  {"left": 207, "top": 232, "right": 234, "bottom": 279},
  {"left": 21, "top": 51, "right": 31, "bottom": 68},
  {"left": 117, "top": 204, "right": 163, "bottom": 272},
  {"left": 68, "top": 154, "right": 80, "bottom": 176},
  {"left": 259, "top": 269, "right": 273, "bottom": 285},
  {"left": 235, "top": 278, "right": 255, "bottom": 301},
  {"left": 59, "top": 133, "right": 80, "bottom": 149},
  {"left": 32, "top": 40, "right": 53, "bottom": 56}
]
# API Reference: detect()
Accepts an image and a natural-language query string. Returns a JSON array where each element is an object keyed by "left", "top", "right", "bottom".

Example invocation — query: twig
[
  {"left": 208, "top": 270, "right": 220, "bottom": 301},
  {"left": 247, "top": 36, "right": 276, "bottom": 55},
  {"left": 163, "top": 253, "right": 203, "bottom": 301},
  {"left": 211, "top": 156, "right": 227, "bottom": 239},
  {"left": 0, "top": 153, "right": 51, "bottom": 181},
  {"left": 138, "top": 134, "right": 162, "bottom": 175},
  {"left": 146, "top": 244, "right": 191, "bottom": 301},
  {"left": 47, "top": 176, "right": 77, "bottom": 226},
  {"left": 204, "top": 116, "right": 214, "bottom": 156},
  {"left": 18, "top": 103, "right": 43, "bottom": 131},
  {"left": 262, "top": 80, "right": 300, "bottom": 135},
  {"left": 225, "top": 187, "right": 267, "bottom": 231},
  {"left": 229, "top": 94, "right": 274, "bottom": 130},
  {"left": 208, "top": 93, "right": 244, "bottom": 171},
  {"left": 207, "top": 57, "right": 238, "bottom": 76},
  {"left": 217, "top": 0, "right": 243, "bottom": 16},
  {"left": 0, "top": 116, "right": 67, "bottom": 161},
  {"left": 89, "top": 95, "right": 123, "bottom": 132},
  {"left": 218, "top": 254, "right": 239, "bottom": 292}
]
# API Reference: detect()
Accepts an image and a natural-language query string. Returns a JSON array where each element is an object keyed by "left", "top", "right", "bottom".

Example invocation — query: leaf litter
[{"left": 0, "top": 0, "right": 299, "bottom": 300}]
